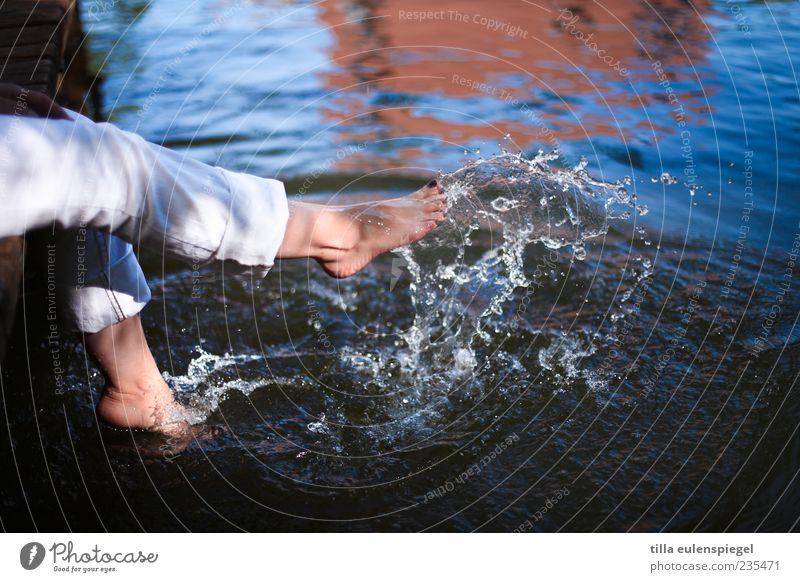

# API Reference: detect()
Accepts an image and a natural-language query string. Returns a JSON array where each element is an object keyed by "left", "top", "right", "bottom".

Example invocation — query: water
[
  {"left": 163, "top": 152, "right": 641, "bottom": 449},
  {"left": 2, "top": 0, "right": 800, "bottom": 532}
]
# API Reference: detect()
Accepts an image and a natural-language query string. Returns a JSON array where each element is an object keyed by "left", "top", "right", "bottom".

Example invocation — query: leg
[{"left": 56, "top": 229, "right": 186, "bottom": 433}]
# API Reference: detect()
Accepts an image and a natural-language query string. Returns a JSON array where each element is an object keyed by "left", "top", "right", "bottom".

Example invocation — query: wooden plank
[
  {"left": 0, "top": 0, "right": 78, "bottom": 362},
  {"left": 0, "top": 25, "right": 63, "bottom": 47},
  {"left": 0, "top": 238, "right": 24, "bottom": 359},
  {"left": 0, "top": 61, "right": 57, "bottom": 86},
  {"left": 55, "top": 0, "right": 97, "bottom": 116},
  {"left": 0, "top": 0, "right": 70, "bottom": 19},
  {"left": 0, "top": 42, "right": 61, "bottom": 61}
]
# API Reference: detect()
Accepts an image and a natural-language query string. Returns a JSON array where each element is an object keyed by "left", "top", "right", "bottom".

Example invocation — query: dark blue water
[{"left": 2, "top": 0, "right": 800, "bottom": 532}]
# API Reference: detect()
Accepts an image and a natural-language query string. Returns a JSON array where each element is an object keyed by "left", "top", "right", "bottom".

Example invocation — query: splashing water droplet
[
  {"left": 397, "top": 152, "right": 646, "bottom": 380},
  {"left": 659, "top": 172, "right": 678, "bottom": 185},
  {"left": 166, "top": 153, "right": 649, "bottom": 439},
  {"left": 163, "top": 348, "right": 273, "bottom": 423},
  {"left": 454, "top": 348, "right": 477, "bottom": 375},
  {"left": 308, "top": 413, "right": 329, "bottom": 434},
  {"left": 491, "top": 196, "right": 522, "bottom": 212}
]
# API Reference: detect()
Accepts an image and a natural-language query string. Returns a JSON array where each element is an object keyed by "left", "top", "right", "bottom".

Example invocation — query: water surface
[{"left": 2, "top": 0, "right": 800, "bottom": 532}]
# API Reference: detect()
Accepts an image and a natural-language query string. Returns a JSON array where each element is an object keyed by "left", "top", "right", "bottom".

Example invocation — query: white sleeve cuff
[{"left": 214, "top": 169, "right": 289, "bottom": 276}]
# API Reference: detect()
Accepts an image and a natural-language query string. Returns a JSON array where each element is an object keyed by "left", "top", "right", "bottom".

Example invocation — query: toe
[
  {"left": 424, "top": 218, "right": 443, "bottom": 232},
  {"left": 424, "top": 199, "right": 447, "bottom": 212},
  {"left": 413, "top": 179, "right": 443, "bottom": 199},
  {"left": 427, "top": 180, "right": 445, "bottom": 196}
]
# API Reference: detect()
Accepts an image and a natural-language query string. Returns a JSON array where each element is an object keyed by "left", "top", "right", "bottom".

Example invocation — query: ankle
[
  {"left": 306, "top": 211, "right": 360, "bottom": 262},
  {"left": 104, "top": 371, "right": 163, "bottom": 399}
]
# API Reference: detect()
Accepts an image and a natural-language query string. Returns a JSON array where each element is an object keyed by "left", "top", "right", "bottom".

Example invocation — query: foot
[
  {"left": 314, "top": 180, "right": 447, "bottom": 278},
  {"left": 96, "top": 372, "right": 189, "bottom": 436},
  {"left": 86, "top": 315, "right": 190, "bottom": 436}
]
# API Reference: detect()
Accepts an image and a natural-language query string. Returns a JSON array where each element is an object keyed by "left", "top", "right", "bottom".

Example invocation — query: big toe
[{"left": 413, "top": 179, "right": 444, "bottom": 199}]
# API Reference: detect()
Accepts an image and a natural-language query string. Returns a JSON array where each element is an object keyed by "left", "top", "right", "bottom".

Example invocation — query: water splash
[
  {"left": 396, "top": 151, "right": 645, "bottom": 379},
  {"left": 164, "top": 348, "right": 277, "bottom": 424},
  {"left": 169, "top": 152, "right": 647, "bottom": 433}
]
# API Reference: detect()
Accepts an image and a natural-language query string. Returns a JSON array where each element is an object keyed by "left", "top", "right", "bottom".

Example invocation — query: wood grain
[{"left": 0, "top": 0, "right": 78, "bottom": 361}]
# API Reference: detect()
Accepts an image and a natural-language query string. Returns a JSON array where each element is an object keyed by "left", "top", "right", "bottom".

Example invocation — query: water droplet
[
  {"left": 491, "top": 197, "right": 520, "bottom": 212},
  {"left": 308, "top": 414, "right": 329, "bottom": 434},
  {"left": 454, "top": 350, "right": 476, "bottom": 375},
  {"left": 659, "top": 172, "right": 678, "bottom": 185}
]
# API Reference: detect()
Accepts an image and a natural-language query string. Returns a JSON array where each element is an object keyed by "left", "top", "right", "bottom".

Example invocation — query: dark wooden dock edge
[{"left": 0, "top": 0, "right": 95, "bottom": 361}]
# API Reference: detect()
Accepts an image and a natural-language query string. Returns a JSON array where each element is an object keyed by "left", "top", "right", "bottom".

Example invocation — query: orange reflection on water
[{"left": 315, "top": 0, "right": 714, "bottom": 167}]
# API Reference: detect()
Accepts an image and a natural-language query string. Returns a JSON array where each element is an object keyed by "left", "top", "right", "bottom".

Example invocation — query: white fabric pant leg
[
  {"left": 55, "top": 229, "right": 150, "bottom": 333},
  {"left": 0, "top": 110, "right": 289, "bottom": 274}
]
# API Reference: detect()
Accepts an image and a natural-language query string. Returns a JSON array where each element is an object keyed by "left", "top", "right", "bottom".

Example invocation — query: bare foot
[
  {"left": 96, "top": 373, "right": 189, "bottom": 436},
  {"left": 86, "top": 315, "right": 190, "bottom": 436},
  {"left": 278, "top": 179, "right": 447, "bottom": 278}
]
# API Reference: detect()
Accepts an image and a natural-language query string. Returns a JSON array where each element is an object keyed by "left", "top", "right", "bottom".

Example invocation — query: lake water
[{"left": 2, "top": 0, "right": 800, "bottom": 532}]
